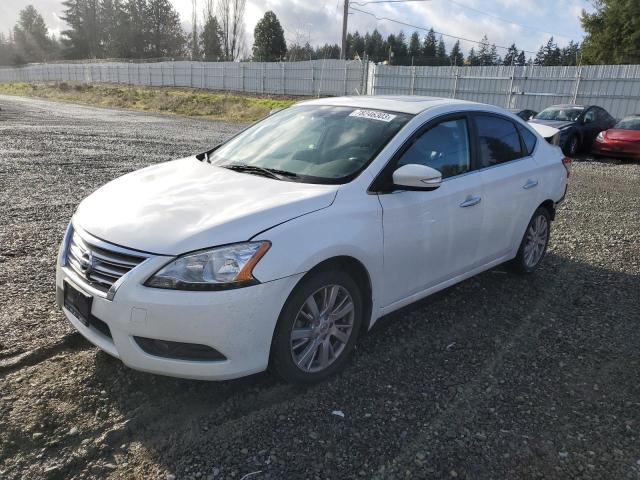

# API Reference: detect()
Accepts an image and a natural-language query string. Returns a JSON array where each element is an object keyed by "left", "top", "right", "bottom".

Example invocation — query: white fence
[
  {"left": 369, "top": 64, "right": 640, "bottom": 118},
  {"left": 2, "top": 60, "right": 640, "bottom": 118},
  {"left": 0, "top": 59, "right": 368, "bottom": 97}
]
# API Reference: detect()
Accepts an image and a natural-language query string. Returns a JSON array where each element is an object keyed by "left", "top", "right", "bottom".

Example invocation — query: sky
[{"left": 1, "top": 0, "right": 593, "bottom": 59}]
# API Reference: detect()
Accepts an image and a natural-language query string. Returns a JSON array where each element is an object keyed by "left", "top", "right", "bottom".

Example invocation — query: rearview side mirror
[{"left": 392, "top": 164, "right": 442, "bottom": 191}]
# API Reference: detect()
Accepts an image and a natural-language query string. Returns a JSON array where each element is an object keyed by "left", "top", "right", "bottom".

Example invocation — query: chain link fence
[
  {"left": 2, "top": 60, "right": 640, "bottom": 118},
  {"left": 368, "top": 64, "right": 640, "bottom": 118},
  {"left": 0, "top": 59, "right": 368, "bottom": 97}
]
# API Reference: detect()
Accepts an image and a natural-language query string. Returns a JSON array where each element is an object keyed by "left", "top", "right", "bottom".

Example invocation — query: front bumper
[
  {"left": 56, "top": 254, "right": 303, "bottom": 380},
  {"left": 592, "top": 141, "right": 640, "bottom": 159}
]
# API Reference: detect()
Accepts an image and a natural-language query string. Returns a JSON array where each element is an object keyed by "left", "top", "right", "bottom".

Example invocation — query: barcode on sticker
[{"left": 349, "top": 109, "right": 397, "bottom": 122}]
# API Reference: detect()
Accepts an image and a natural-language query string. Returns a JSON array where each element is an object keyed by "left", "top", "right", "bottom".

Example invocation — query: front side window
[
  {"left": 396, "top": 118, "right": 471, "bottom": 178},
  {"left": 209, "top": 105, "right": 412, "bottom": 184},
  {"left": 583, "top": 109, "right": 596, "bottom": 123},
  {"left": 475, "top": 115, "right": 523, "bottom": 167}
]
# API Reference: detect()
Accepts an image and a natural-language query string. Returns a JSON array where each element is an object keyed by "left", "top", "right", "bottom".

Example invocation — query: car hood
[
  {"left": 529, "top": 119, "right": 575, "bottom": 130},
  {"left": 74, "top": 157, "right": 339, "bottom": 255}
]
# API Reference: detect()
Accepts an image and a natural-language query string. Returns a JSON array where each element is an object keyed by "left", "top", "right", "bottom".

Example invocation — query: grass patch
[{"left": 0, "top": 82, "right": 298, "bottom": 122}]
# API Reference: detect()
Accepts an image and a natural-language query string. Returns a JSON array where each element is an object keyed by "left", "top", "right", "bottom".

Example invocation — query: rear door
[
  {"left": 375, "top": 114, "right": 486, "bottom": 307},
  {"left": 472, "top": 113, "right": 543, "bottom": 263}
]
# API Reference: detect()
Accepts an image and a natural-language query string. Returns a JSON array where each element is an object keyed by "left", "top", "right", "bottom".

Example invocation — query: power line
[
  {"left": 351, "top": 0, "right": 570, "bottom": 42},
  {"left": 349, "top": 4, "right": 538, "bottom": 54}
]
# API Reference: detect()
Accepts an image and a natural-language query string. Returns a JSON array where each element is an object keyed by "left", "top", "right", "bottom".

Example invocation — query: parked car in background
[
  {"left": 592, "top": 114, "right": 640, "bottom": 159},
  {"left": 529, "top": 104, "right": 616, "bottom": 156},
  {"left": 57, "top": 96, "right": 569, "bottom": 383},
  {"left": 509, "top": 108, "right": 538, "bottom": 121}
]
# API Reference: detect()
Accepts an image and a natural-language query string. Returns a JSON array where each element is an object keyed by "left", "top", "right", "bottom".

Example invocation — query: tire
[
  {"left": 510, "top": 207, "right": 551, "bottom": 274},
  {"left": 271, "top": 269, "right": 363, "bottom": 384},
  {"left": 564, "top": 134, "right": 579, "bottom": 157}
]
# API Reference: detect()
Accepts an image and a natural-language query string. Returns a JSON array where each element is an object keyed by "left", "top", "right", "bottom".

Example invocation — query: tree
[
  {"left": 191, "top": 0, "right": 200, "bottom": 59},
  {"left": 435, "top": 36, "right": 447, "bottom": 65},
  {"left": 561, "top": 40, "right": 581, "bottom": 66},
  {"left": 61, "top": 0, "right": 101, "bottom": 58},
  {"left": 13, "top": 5, "right": 52, "bottom": 62},
  {"left": 252, "top": 11, "right": 286, "bottom": 61},
  {"left": 408, "top": 31, "right": 421, "bottom": 63},
  {"left": 466, "top": 47, "right": 478, "bottom": 66},
  {"left": 100, "top": 0, "right": 127, "bottom": 58},
  {"left": 0, "top": 32, "right": 18, "bottom": 66},
  {"left": 147, "top": 0, "right": 186, "bottom": 58},
  {"left": 346, "top": 31, "right": 365, "bottom": 59},
  {"left": 581, "top": 0, "right": 640, "bottom": 64},
  {"left": 477, "top": 35, "right": 498, "bottom": 65},
  {"left": 364, "top": 29, "right": 386, "bottom": 62},
  {"left": 422, "top": 28, "right": 437, "bottom": 64},
  {"left": 315, "top": 43, "right": 340, "bottom": 59},
  {"left": 449, "top": 40, "right": 464, "bottom": 66},
  {"left": 287, "top": 42, "right": 313, "bottom": 61},
  {"left": 516, "top": 50, "right": 526, "bottom": 66},
  {"left": 503, "top": 43, "right": 519, "bottom": 65},
  {"left": 121, "top": 0, "right": 149, "bottom": 58},
  {"left": 535, "top": 36, "right": 561, "bottom": 66},
  {"left": 201, "top": 14, "right": 223, "bottom": 60},
  {"left": 217, "top": 0, "right": 245, "bottom": 60}
]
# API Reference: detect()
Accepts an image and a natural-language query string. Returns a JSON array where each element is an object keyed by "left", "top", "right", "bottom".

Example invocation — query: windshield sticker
[{"left": 349, "top": 109, "right": 397, "bottom": 122}]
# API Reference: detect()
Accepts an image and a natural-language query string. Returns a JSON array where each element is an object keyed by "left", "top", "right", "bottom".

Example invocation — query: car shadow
[{"left": 69, "top": 250, "right": 640, "bottom": 478}]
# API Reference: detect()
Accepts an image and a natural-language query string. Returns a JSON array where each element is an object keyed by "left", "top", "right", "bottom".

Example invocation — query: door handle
[
  {"left": 459, "top": 195, "right": 482, "bottom": 208},
  {"left": 523, "top": 179, "right": 539, "bottom": 190}
]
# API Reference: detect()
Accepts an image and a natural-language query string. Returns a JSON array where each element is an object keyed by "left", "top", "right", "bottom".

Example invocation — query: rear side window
[
  {"left": 517, "top": 124, "right": 537, "bottom": 156},
  {"left": 475, "top": 115, "right": 523, "bottom": 167}
]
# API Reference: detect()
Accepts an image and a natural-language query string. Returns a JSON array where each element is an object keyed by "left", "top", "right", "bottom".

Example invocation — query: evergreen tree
[
  {"left": 252, "top": 10, "right": 286, "bottom": 61},
  {"left": 408, "top": 31, "right": 421, "bottom": 63},
  {"left": 466, "top": 47, "right": 478, "bottom": 66},
  {"left": 315, "top": 43, "right": 340, "bottom": 59},
  {"left": 516, "top": 50, "right": 526, "bottom": 66},
  {"left": 449, "top": 40, "right": 464, "bottom": 66},
  {"left": 147, "top": 0, "right": 186, "bottom": 58},
  {"left": 364, "top": 29, "right": 386, "bottom": 62},
  {"left": 477, "top": 35, "right": 493, "bottom": 65},
  {"left": 560, "top": 40, "right": 581, "bottom": 65},
  {"left": 422, "top": 28, "right": 437, "bottom": 64},
  {"left": 121, "top": 0, "right": 149, "bottom": 58},
  {"left": 287, "top": 41, "right": 313, "bottom": 61},
  {"left": 61, "top": 0, "right": 101, "bottom": 58},
  {"left": 503, "top": 43, "right": 519, "bottom": 65},
  {"left": 581, "top": 0, "right": 640, "bottom": 64},
  {"left": 534, "top": 37, "right": 561, "bottom": 66},
  {"left": 13, "top": 5, "right": 52, "bottom": 62},
  {"left": 346, "top": 31, "right": 365, "bottom": 59},
  {"left": 201, "top": 14, "right": 223, "bottom": 60},
  {"left": 435, "top": 36, "right": 447, "bottom": 65},
  {"left": 100, "top": 0, "right": 126, "bottom": 57}
]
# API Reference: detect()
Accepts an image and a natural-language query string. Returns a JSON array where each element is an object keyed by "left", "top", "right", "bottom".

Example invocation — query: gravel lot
[{"left": 0, "top": 94, "right": 639, "bottom": 480}]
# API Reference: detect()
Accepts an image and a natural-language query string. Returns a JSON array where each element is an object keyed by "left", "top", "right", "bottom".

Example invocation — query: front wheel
[
  {"left": 564, "top": 134, "right": 579, "bottom": 157},
  {"left": 271, "top": 270, "right": 363, "bottom": 383},
  {"left": 510, "top": 207, "right": 551, "bottom": 274}
]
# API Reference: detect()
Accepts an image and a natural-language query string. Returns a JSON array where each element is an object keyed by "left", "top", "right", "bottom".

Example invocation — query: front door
[{"left": 377, "top": 115, "right": 485, "bottom": 308}]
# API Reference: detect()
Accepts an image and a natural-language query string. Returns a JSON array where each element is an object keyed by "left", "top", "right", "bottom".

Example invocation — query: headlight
[
  {"left": 596, "top": 131, "right": 605, "bottom": 142},
  {"left": 145, "top": 241, "right": 270, "bottom": 290}
]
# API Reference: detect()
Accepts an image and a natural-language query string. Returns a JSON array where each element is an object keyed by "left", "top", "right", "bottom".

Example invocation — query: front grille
[{"left": 66, "top": 227, "right": 149, "bottom": 293}]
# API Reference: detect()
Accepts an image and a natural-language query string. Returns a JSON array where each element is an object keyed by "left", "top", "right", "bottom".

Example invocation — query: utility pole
[{"left": 341, "top": 0, "right": 349, "bottom": 60}]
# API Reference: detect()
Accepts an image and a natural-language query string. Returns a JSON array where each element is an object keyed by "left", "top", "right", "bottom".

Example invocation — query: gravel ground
[{"left": 0, "top": 94, "right": 639, "bottom": 480}]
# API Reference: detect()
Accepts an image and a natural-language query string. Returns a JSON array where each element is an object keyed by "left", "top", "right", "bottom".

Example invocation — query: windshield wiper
[{"left": 221, "top": 164, "right": 301, "bottom": 181}]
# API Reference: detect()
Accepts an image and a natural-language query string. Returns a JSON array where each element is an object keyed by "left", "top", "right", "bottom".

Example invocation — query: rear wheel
[
  {"left": 271, "top": 270, "right": 363, "bottom": 383},
  {"left": 511, "top": 207, "right": 551, "bottom": 274}
]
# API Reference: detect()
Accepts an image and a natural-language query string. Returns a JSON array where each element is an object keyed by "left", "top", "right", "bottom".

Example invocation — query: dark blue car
[{"left": 529, "top": 104, "right": 616, "bottom": 156}]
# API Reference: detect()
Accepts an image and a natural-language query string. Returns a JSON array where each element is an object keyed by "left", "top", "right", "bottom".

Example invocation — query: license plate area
[{"left": 64, "top": 280, "right": 93, "bottom": 326}]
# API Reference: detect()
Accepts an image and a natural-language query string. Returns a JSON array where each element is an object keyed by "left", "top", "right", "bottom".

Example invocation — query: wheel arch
[{"left": 539, "top": 199, "right": 556, "bottom": 220}]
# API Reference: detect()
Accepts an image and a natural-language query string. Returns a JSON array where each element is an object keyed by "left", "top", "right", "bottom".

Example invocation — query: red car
[{"left": 593, "top": 114, "right": 640, "bottom": 159}]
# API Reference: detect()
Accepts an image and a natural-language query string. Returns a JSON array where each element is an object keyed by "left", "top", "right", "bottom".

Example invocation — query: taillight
[{"left": 562, "top": 157, "right": 572, "bottom": 178}]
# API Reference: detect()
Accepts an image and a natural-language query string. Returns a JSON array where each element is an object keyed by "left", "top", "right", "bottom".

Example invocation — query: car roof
[
  {"left": 297, "top": 95, "right": 480, "bottom": 115},
  {"left": 547, "top": 104, "right": 588, "bottom": 108}
]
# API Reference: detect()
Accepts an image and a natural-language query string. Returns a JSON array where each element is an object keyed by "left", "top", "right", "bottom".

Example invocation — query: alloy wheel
[
  {"left": 290, "top": 285, "right": 355, "bottom": 373},
  {"left": 523, "top": 214, "right": 548, "bottom": 268}
]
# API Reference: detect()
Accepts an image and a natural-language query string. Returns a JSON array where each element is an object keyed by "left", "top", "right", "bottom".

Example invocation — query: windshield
[
  {"left": 615, "top": 116, "right": 640, "bottom": 130},
  {"left": 535, "top": 107, "right": 584, "bottom": 122},
  {"left": 208, "top": 105, "right": 412, "bottom": 184}
]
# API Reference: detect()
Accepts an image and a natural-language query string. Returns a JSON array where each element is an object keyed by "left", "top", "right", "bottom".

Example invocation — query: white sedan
[{"left": 56, "top": 96, "right": 570, "bottom": 383}]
